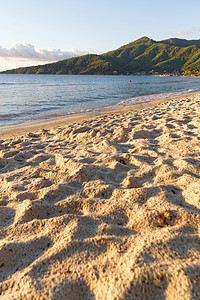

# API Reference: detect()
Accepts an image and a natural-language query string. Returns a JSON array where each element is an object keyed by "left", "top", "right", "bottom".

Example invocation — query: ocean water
[{"left": 0, "top": 74, "right": 200, "bottom": 128}]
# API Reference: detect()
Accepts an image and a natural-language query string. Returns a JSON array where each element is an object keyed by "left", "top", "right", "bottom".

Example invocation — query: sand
[{"left": 0, "top": 92, "right": 199, "bottom": 299}]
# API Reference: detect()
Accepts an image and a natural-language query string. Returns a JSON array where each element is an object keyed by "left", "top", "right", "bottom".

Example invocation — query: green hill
[{"left": 2, "top": 37, "right": 200, "bottom": 75}]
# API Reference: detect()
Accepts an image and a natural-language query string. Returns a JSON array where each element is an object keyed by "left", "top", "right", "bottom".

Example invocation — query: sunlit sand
[{"left": 0, "top": 92, "right": 199, "bottom": 299}]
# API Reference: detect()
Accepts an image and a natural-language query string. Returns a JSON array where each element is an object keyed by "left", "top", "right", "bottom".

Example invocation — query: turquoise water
[{"left": 0, "top": 74, "right": 200, "bottom": 128}]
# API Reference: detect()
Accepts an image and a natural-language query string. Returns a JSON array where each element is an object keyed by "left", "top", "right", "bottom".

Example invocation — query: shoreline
[{"left": 1, "top": 90, "right": 200, "bottom": 140}]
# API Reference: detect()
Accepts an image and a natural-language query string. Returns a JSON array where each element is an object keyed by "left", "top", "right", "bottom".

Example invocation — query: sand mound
[{"left": 0, "top": 94, "right": 200, "bottom": 299}]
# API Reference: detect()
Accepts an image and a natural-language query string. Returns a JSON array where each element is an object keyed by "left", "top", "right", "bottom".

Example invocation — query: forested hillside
[{"left": 2, "top": 37, "right": 200, "bottom": 75}]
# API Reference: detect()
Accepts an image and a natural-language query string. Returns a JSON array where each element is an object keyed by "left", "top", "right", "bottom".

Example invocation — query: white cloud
[
  {"left": 172, "top": 28, "right": 200, "bottom": 38},
  {"left": 0, "top": 41, "right": 87, "bottom": 61},
  {"left": 0, "top": 57, "right": 55, "bottom": 72}
]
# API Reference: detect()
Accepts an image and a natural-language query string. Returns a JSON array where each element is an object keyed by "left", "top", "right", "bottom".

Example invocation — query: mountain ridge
[{"left": 1, "top": 37, "right": 200, "bottom": 75}]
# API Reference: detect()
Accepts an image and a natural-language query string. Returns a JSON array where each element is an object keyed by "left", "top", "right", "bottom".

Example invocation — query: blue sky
[{"left": 0, "top": 0, "right": 200, "bottom": 70}]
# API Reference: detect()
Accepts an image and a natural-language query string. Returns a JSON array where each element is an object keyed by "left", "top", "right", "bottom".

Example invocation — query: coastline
[
  {"left": 1, "top": 90, "right": 200, "bottom": 140},
  {"left": 0, "top": 90, "right": 199, "bottom": 299}
]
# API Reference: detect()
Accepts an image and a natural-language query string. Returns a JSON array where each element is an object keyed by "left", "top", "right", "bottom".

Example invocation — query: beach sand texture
[{"left": 0, "top": 93, "right": 200, "bottom": 299}]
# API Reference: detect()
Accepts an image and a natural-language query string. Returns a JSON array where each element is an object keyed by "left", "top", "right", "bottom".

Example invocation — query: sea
[{"left": 0, "top": 74, "right": 200, "bottom": 129}]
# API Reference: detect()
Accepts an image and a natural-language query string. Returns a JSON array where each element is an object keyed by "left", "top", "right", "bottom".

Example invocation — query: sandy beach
[{"left": 0, "top": 92, "right": 200, "bottom": 299}]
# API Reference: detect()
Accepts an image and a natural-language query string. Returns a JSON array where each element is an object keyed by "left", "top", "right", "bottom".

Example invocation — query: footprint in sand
[{"left": 0, "top": 206, "right": 15, "bottom": 228}]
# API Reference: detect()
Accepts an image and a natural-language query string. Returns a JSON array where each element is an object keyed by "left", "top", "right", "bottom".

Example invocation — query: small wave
[
  {"left": 115, "top": 88, "right": 200, "bottom": 107},
  {"left": 46, "top": 108, "right": 95, "bottom": 119},
  {"left": 0, "top": 114, "right": 17, "bottom": 119},
  {"left": 0, "top": 83, "right": 15, "bottom": 86}
]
